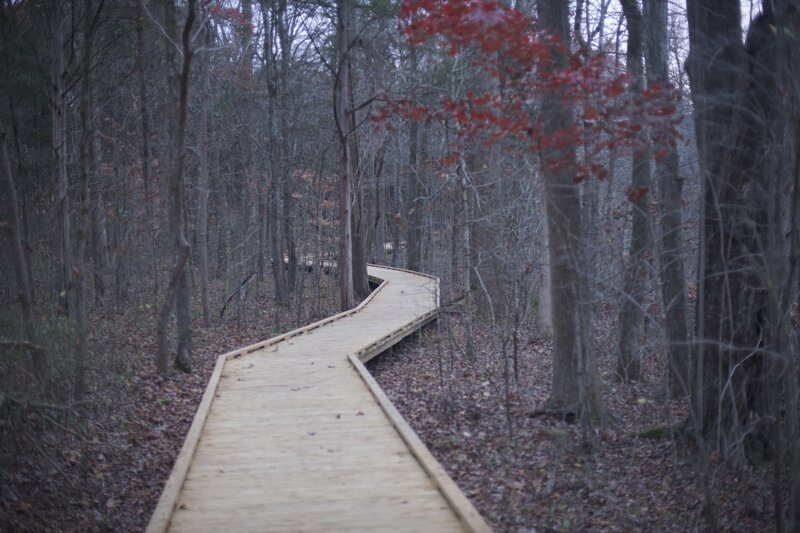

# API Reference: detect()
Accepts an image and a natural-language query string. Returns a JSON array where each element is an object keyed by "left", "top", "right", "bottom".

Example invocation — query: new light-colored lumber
[
  {"left": 146, "top": 264, "right": 490, "bottom": 533},
  {"left": 349, "top": 352, "right": 491, "bottom": 532}
]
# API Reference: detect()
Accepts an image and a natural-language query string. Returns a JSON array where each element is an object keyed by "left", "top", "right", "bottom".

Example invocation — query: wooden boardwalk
[{"left": 147, "top": 265, "right": 491, "bottom": 532}]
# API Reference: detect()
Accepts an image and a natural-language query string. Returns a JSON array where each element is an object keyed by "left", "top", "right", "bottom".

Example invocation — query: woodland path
[{"left": 146, "top": 264, "right": 491, "bottom": 532}]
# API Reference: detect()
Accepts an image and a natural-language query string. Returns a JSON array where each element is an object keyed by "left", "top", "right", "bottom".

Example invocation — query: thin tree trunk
[
  {"left": 268, "top": 168, "right": 286, "bottom": 303},
  {"left": 74, "top": 0, "right": 104, "bottom": 400},
  {"left": 345, "top": 3, "right": 369, "bottom": 298},
  {"left": 313, "top": 168, "right": 324, "bottom": 312},
  {"left": 215, "top": 192, "right": 228, "bottom": 280},
  {"left": 365, "top": 138, "right": 385, "bottom": 265},
  {"left": 406, "top": 49, "right": 422, "bottom": 272},
  {"left": 352, "top": 177, "right": 369, "bottom": 297},
  {"left": 263, "top": 0, "right": 287, "bottom": 305},
  {"left": 156, "top": 0, "right": 195, "bottom": 374},
  {"left": 537, "top": 190, "right": 553, "bottom": 337},
  {"left": 459, "top": 160, "right": 474, "bottom": 359},
  {"left": 538, "top": 0, "right": 602, "bottom": 423},
  {"left": 137, "top": 0, "right": 158, "bottom": 294},
  {"left": 0, "top": 131, "right": 38, "bottom": 354},
  {"left": 7, "top": 98, "right": 35, "bottom": 308},
  {"left": 257, "top": 180, "right": 266, "bottom": 281},
  {"left": 197, "top": 25, "right": 212, "bottom": 328},
  {"left": 174, "top": 268, "right": 192, "bottom": 371},
  {"left": 335, "top": 0, "right": 354, "bottom": 310},
  {"left": 643, "top": 0, "right": 691, "bottom": 396},
  {"left": 283, "top": 178, "right": 298, "bottom": 293},
  {"left": 582, "top": 176, "right": 599, "bottom": 305},
  {"left": 89, "top": 86, "right": 107, "bottom": 305},
  {"left": 113, "top": 172, "right": 130, "bottom": 305},
  {"left": 788, "top": 115, "right": 800, "bottom": 533},
  {"left": 386, "top": 178, "right": 401, "bottom": 268},
  {"left": 51, "top": 0, "right": 71, "bottom": 311},
  {"left": 617, "top": 0, "right": 653, "bottom": 382},
  {"left": 276, "top": 0, "right": 296, "bottom": 298}
]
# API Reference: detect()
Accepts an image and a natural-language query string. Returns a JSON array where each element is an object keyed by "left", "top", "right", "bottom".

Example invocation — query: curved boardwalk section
[{"left": 147, "top": 265, "right": 491, "bottom": 532}]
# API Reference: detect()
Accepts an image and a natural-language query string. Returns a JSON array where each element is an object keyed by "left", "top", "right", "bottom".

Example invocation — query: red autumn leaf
[
  {"left": 626, "top": 185, "right": 649, "bottom": 203},
  {"left": 583, "top": 106, "right": 599, "bottom": 121},
  {"left": 603, "top": 84, "right": 625, "bottom": 98}
]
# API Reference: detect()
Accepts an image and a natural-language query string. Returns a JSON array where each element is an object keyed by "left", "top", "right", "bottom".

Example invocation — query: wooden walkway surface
[{"left": 147, "top": 264, "right": 491, "bottom": 532}]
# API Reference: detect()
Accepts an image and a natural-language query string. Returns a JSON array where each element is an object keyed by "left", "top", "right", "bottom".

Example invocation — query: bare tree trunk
[
  {"left": 215, "top": 192, "right": 228, "bottom": 280},
  {"left": 687, "top": 0, "right": 797, "bottom": 462},
  {"left": 582, "top": 176, "right": 599, "bottom": 301},
  {"left": 156, "top": 0, "right": 195, "bottom": 374},
  {"left": 257, "top": 186, "right": 266, "bottom": 281},
  {"left": 136, "top": 0, "right": 158, "bottom": 294},
  {"left": 89, "top": 91, "right": 108, "bottom": 305},
  {"left": 538, "top": 0, "right": 602, "bottom": 423},
  {"left": 352, "top": 174, "right": 369, "bottom": 297},
  {"left": 643, "top": 0, "right": 691, "bottom": 396},
  {"left": 74, "top": 0, "right": 104, "bottom": 400},
  {"left": 273, "top": 0, "right": 298, "bottom": 299},
  {"left": 386, "top": 177, "right": 401, "bottom": 268},
  {"left": 788, "top": 114, "right": 800, "bottom": 533},
  {"left": 174, "top": 269, "right": 192, "bottom": 371},
  {"left": 0, "top": 131, "right": 37, "bottom": 354},
  {"left": 345, "top": 3, "right": 369, "bottom": 298},
  {"left": 197, "top": 24, "right": 212, "bottom": 328},
  {"left": 406, "top": 49, "right": 422, "bottom": 272},
  {"left": 406, "top": 126, "right": 422, "bottom": 272},
  {"left": 617, "top": 0, "right": 653, "bottom": 382},
  {"left": 458, "top": 160, "right": 474, "bottom": 359},
  {"left": 50, "top": 0, "right": 70, "bottom": 312},
  {"left": 367, "top": 138, "right": 388, "bottom": 265},
  {"left": 268, "top": 150, "right": 286, "bottom": 304},
  {"left": 256, "top": 188, "right": 267, "bottom": 276},
  {"left": 686, "top": 0, "right": 744, "bottom": 462},
  {"left": 537, "top": 226, "right": 553, "bottom": 336},
  {"left": 262, "top": 0, "right": 287, "bottom": 305},
  {"left": 7, "top": 101, "right": 36, "bottom": 309},
  {"left": 283, "top": 180, "right": 298, "bottom": 293},
  {"left": 113, "top": 172, "right": 131, "bottom": 305},
  {"left": 313, "top": 167, "right": 324, "bottom": 312},
  {"left": 335, "top": 0, "right": 354, "bottom": 310}
]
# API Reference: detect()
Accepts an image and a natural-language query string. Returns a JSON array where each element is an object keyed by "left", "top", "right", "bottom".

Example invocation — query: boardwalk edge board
[
  {"left": 348, "top": 352, "right": 492, "bottom": 533},
  {"left": 145, "top": 279, "right": 389, "bottom": 533},
  {"left": 146, "top": 265, "right": 487, "bottom": 532}
]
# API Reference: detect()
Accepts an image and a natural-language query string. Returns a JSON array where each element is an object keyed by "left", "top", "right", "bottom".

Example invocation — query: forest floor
[
  {"left": 1, "top": 277, "right": 776, "bottom": 532},
  {"left": 0, "top": 275, "right": 343, "bottom": 533},
  {"left": 370, "top": 308, "right": 776, "bottom": 532}
]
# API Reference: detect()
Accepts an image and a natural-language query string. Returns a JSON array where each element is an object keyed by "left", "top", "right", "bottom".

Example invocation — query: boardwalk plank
[{"left": 146, "top": 265, "right": 491, "bottom": 533}]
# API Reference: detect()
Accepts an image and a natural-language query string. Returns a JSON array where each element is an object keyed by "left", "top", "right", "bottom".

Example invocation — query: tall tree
[
  {"left": 347, "top": 4, "right": 369, "bottom": 299},
  {"left": 262, "top": 0, "right": 288, "bottom": 306},
  {"left": 88, "top": 89, "right": 108, "bottom": 305},
  {"left": 405, "top": 46, "right": 423, "bottom": 272},
  {"left": 643, "top": 0, "right": 691, "bottom": 396},
  {"left": 537, "top": 0, "right": 603, "bottom": 422},
  {"left": 75, "top": 0, "right": 105, "bottom": 400},
  {"left": 49, "top": 0, "right": 70, "bottom": 312},
  {"left": 335, "top": 0, "right": 354, "bottom": 310},
  {"left": 275, "top": 0, "right": 299, "bottom": 296},
  {"left": 197, "top": 19, "right": 212, "bottom": 328},
  {"left": 617, "top": 0, "right": 653, "bottom": 382},
  {"left": 0, "top": 130, "right": 37, "bottom": 350},
  {"left": 155, "top": 0, "right": 196, "bottom": 374},
  {"left": 136, "top": 0, "right": 158, "bottom": 294},
  {"left": 686, "top": 0, "right": 799, "bottom": 461}
]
